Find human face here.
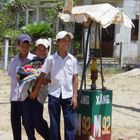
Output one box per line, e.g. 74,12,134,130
36,44,48,58
57,35,72,51
18,41,31,56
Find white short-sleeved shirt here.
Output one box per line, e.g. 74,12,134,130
8,52,36,101
41,52,79,99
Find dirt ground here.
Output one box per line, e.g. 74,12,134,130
0,68,140,140
102,69,140,140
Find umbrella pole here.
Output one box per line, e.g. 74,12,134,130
82,24,86,90
98,24,105,89
79,22,92,91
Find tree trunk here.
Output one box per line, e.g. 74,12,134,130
15,11,20,29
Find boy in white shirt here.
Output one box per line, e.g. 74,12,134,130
8,34,35,140
30,31,79,140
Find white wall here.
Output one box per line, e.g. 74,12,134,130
114,0,139,64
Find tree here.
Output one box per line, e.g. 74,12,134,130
4,0,38,29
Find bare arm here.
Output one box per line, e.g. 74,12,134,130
30,72,45,100
71,74,78,110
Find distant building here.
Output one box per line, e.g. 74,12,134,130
75,0,140,65
26,0,57,23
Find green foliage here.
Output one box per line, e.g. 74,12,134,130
2,0,38,30
3,29,21,39
21,22,54,40
41,0,79,23
43,8,58,21
55,0,65,12
55,0,78,12
3,29,22,55
0,4,11,38
73,0,78,5
4,0,36,11
73,41,80,48
5,0,26,12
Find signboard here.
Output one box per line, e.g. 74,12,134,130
75,89,112,140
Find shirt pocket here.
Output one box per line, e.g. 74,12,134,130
65,61,73,75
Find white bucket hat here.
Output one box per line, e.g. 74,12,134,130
35,39,50,48
55,31,74,41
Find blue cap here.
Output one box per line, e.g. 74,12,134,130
18,34,32,44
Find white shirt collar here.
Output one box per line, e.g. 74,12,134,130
27,52,36,60
17,52,36,61
54,51,72,60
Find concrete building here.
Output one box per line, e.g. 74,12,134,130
25,0,57,24
76,0,140,66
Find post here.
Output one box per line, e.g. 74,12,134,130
36,6,39,22
47,38,52,56
119,42,123,68
4,36,10,70
25,8,29,26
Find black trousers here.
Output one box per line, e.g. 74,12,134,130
11,101,23,140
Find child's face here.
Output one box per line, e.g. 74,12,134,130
18,41,31,55
36,44,48,58
57,35,72,51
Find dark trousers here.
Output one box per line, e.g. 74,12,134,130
22,97,49,140
11,101,23,140
48,95,76,140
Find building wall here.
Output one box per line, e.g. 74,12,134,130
114,0,139,64
80,0,140,64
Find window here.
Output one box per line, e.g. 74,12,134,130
131,19,139,41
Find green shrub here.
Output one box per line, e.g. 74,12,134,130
21,22,54,41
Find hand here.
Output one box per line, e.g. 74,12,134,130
16,75,20,81
71,95,78,110
42,79,51,85
29,91,38,100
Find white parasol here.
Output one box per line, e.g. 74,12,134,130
59,3,134,28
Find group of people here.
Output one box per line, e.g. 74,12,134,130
8,31,80,140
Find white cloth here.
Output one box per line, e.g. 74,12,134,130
41,52,79,99
17,78,48,104
8,52,36,101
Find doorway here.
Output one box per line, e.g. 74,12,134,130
101,24,115,57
